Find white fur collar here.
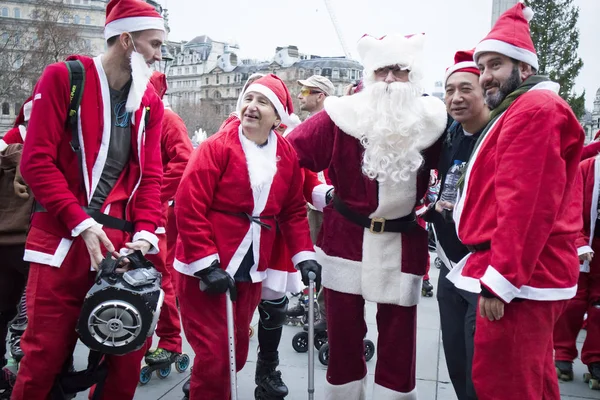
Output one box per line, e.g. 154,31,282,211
324,93,447,150
239,127,278,190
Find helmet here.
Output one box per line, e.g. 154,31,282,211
76,251,164,355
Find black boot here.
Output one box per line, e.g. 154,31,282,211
182,377,190,399
255,353,288,398
555,360,573,381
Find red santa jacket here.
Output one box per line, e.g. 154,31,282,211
20,55,164,267
450,83,583,302
288,95,447,306
174,118,315,280
575,155,600,273
582,140,600,161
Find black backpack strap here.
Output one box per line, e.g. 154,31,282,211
64,60,86,187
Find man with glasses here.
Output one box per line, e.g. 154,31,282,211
297,75,334,116
288,33,447,399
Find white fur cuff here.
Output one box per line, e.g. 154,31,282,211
372,383,417,400
325,374,368,400
133,230,160,254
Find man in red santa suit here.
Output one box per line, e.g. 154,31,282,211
288,33,448,399
11,0,166,398
553,155,600,384
174,74,319,400
143,71,192,367
446,3,584,399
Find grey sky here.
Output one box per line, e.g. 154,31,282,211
161,0,599,109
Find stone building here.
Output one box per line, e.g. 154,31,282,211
583,87,600,141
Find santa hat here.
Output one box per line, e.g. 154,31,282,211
594,130,600,141
104,0,165,41
148,71,167,99
240,74,300,134
474,1,538,70
12,97,33,128
444,49,479,85
357,33,425,83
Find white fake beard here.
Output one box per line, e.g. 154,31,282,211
126,51,153,112
357,80,426,185
242,135,278,191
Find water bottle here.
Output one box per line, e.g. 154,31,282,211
439,160,463,205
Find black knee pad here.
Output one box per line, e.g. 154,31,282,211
258,297,289,329
592,301,600,308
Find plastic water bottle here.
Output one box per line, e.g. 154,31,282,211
439,160,463,205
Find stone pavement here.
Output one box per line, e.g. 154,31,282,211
61,254,598,399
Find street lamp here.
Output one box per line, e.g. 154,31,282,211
158,44,174,75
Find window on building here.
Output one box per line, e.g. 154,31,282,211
214,91,221,99
332,68,339,79
226,88,230,96
227,76,230,84
74,15,80,24
83,0,89,4
1,33,8,44
63,15,69,23
351,69,356,80
14,8,20,18
322,68,332,77
85,16,91,24
14,102,20,115
1,102,9,115
216,74,220,84
314,68,321,76
1,8,8,17
204,90,208,98
205,77,209,85
236,88,241,96
74,0,81,4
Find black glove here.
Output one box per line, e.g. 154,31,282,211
297,260,322,291
194,261,237,301
325,188,335,205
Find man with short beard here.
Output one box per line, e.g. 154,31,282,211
446,3,584,400
287,33,447,399
12,0,165,398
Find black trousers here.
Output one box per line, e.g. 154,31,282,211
0,244,28,367
437,264,478,400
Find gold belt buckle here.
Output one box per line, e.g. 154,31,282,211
370,217,386,233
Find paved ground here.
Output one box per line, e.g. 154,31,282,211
28,254,600,399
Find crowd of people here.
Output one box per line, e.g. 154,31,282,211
0,0,598,399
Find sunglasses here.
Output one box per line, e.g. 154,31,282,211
374,65,410,78
300,89,324,96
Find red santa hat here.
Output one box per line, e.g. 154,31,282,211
474,1,538,70
241,74,301,134
12,97,33,128
357,33,425,83
104,0,165,41
444,49,479,85
594,130,600,141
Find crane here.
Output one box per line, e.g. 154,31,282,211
322,0,353,59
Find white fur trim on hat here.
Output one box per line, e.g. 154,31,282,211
357,33,425,81
23,100,33,122
474,39,538,70
104,16,165,40
241,83,293,128
444,61,478,85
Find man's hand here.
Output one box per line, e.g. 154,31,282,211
14,169,29,200
194,261,237,300
479,296,505,321
125,239,152,256
297,260,322,291
81,224,118,270
579,252,594,262
435,200,454,213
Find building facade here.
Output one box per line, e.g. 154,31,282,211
583,87,600,141
165,35,363,132
491,0,519,26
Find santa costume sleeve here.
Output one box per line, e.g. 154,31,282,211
20,63,91,233
129,97,164,247
287,111,336,173
277,154,316,266
576,158,594,254
160,110,193,204
479,98,582,303
302,168,332,212
174,140,221,274
581,141,600,161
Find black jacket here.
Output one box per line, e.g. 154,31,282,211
422,120,482,264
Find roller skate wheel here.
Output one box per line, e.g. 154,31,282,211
364,339,375,362
584,372,592,383
292,332,309,353
590,378,600,390
318,343,330,366
139,365,151,385
249,325,255,338
175,354,190,373
156,364,171,379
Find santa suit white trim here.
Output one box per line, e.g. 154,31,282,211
18,125,26,141
325,374,368,400
580,154,600,273
311,183,332,212
0,140,7,152
23,238,73,267
372,384,418,400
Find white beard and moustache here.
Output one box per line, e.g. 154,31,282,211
125,50,153,112
357,80,426,185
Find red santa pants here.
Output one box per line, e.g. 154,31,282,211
473,299,566,400
165,205,177,291
324,288,417,393
554,265,600,365
11,239,148,400
146,231,182,354
176,273,262,400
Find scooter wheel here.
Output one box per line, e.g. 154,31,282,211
364,339,375,362
156,364,171,379
139,365,151,385
318,343,330,366
292,332,309,353
175,354,190,373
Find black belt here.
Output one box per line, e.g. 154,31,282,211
332,195,417,234
212,209,274,230
34,202,134,233
466,242,491,253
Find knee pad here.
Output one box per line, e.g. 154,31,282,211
258,297,289,330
